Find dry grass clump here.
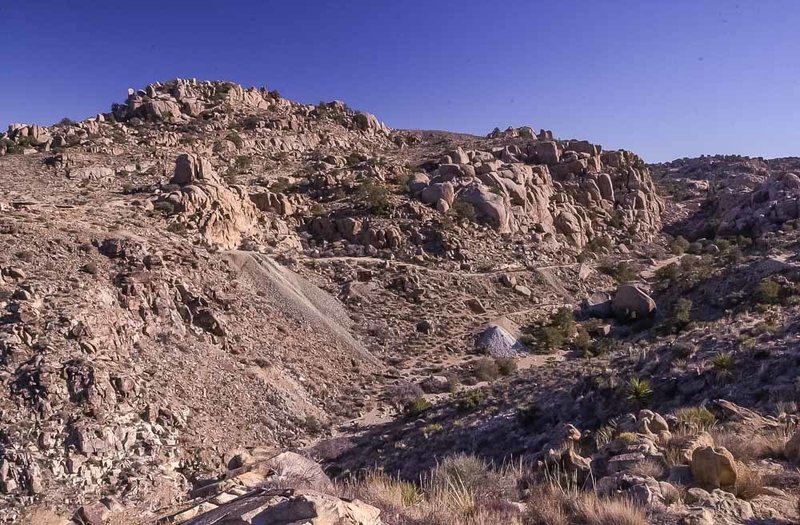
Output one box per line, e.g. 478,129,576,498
345,454,647,525
627,457,667,479
525,485,647,525
342,454,522,524
713,428,787,461
733,461,767,500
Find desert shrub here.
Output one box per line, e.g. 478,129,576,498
404,397,432,417
302,415,324,435
733,461,766,500
153,201,175,215
357,179,390,215
495,357,518,376
234,154,252,171
588,338,622,357
451,200,477,222
388,382,425,409
627,457,667,479
517,403,539,427
600,261,637,283
226,131,244,149
713,428,787,462
533,326,565,354
586,236,613,253
617,432,640,446
671,342,696,359
595,420,618,448
758,279,781,304
574,326,592,355
472,358,500,382
527,308,578,354
655,262,681,282
625,378,652,406
687,241,703,255
574,493,648,525
166,221,186,234
669,298,693,330
242,115,261,130
422,423,444,438
455,389,486,412
552,307,577,338
670,235,690,255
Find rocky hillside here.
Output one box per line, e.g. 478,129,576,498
2,81,799,525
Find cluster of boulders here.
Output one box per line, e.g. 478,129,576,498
584,284,657,321
408,142,663,248
715,171,800,235
546,406,798,525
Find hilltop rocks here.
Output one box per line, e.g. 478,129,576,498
612,285,656,320
406,139,663,248
353,112,389,135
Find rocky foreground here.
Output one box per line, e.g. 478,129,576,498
1,80,800,524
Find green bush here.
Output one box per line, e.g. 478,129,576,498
670,236,690,255
495,357,518,376
455,389,486,412
552,307,577,338
357,179,390,215
758,279,781,304
710,352,734,373
600,261,637,283
472,358,500,381
450,200,477,222
404,397,432,417
670,298,693,330
533,325,564,354
655,262,680,282
574,326,592,355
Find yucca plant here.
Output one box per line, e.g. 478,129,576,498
710,352,735,381
625,377,653,405
675,406,717,431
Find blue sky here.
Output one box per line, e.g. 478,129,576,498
1,1,798,162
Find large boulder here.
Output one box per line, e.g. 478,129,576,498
407,172,430,193
171,153,220,186
532,141,561,164
611,285,656,320
420,182,454,206
459,186,511,233
597,173,615,202
690,446,737,490
256,491,382,525
475,319,523,357
266,452,334,493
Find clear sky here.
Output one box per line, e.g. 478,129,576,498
1,1,798,162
